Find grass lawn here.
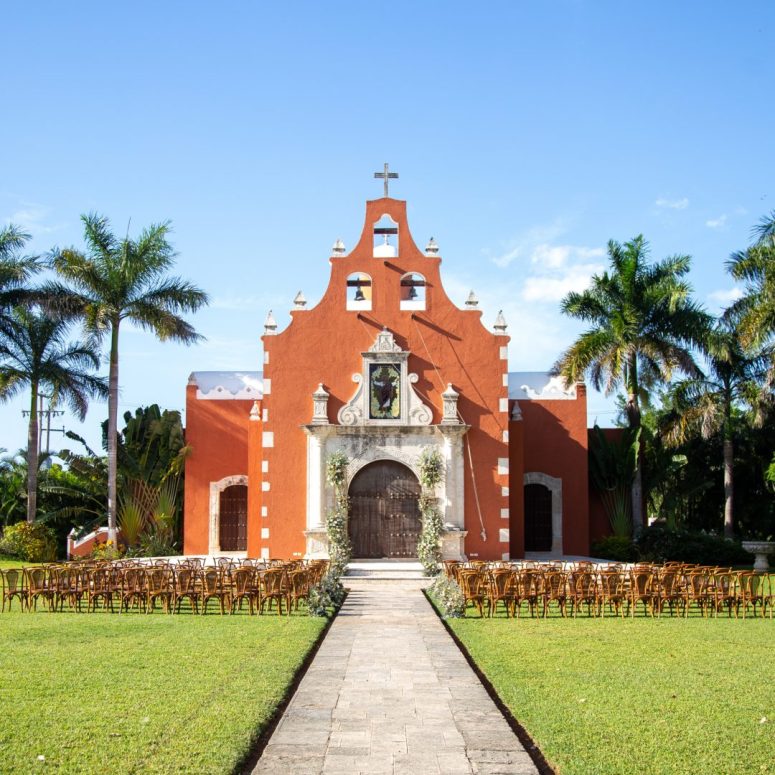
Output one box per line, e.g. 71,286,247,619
442,606,774,775
0,605,327,774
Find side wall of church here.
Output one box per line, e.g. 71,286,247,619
261,197,510,561
183,384,253,554
517,388,590,556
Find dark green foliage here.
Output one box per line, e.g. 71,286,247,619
589,425,640,536
636,525,752,565
590,535,639,562
0,521,57,562
108,404,189,489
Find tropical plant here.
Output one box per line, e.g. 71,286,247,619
43,432,108,531
588,424,640,537
661,321,772,537
554,235,708,530
112,404,190,488
0,224,38,324
0,449,28,526
48,214,209,543
0,307,107,522
726,211,775,348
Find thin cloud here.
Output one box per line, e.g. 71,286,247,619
655,197,689,210
4,201,65,235
489,220,567,268
707,287,743,305
706,214,728,229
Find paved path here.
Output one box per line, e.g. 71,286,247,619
253,580,538,775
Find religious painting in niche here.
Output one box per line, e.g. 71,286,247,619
369,363,401,419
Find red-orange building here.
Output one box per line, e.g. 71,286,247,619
183,194,592,560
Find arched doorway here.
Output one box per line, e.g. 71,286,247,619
348,460,421,558
219,484,247,551
524,483,552,551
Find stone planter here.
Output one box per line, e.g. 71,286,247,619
741,541,775,572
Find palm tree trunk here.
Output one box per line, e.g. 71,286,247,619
723,436,734,539
627,358,644,532
26,380,39,523
107,323,119,544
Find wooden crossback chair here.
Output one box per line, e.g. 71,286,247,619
0,568,26,611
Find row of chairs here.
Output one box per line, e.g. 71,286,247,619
443,561,775,618
0,559,328,616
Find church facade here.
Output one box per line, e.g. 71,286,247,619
183,193,592,561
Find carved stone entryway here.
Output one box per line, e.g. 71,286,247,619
348,460,421,558
302,328,469,561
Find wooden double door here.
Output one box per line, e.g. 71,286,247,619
348,460,422,558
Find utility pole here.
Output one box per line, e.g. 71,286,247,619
22,392,66,457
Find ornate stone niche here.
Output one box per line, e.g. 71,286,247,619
337,328,432,427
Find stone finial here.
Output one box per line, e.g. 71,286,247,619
465,290,479,309
441,383,460,425
250,401,261,421
493,310,508,334
332,238,346,255
511,401,523,421
293,291,307,309
425,237,439,256
311,384,330,425
264,310,278,335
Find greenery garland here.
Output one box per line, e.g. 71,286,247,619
417,447,445,576
325,451,351,579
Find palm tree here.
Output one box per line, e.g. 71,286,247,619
0,307,108,522
0,224,39,323
661,322,772,538
49,214,209,543
726,211,775,349
553,235,709,530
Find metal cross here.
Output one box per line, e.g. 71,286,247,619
374,163,398,197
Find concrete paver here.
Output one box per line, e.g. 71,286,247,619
253,580,538,775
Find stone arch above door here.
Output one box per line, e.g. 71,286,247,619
209,475,248,555
523,472,562,554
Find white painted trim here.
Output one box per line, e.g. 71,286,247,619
262,432,274,447
524,471,563,554
208,475,248,555
499,528,510,543
497,458,509,475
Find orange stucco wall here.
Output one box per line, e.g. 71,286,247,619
260,197,511,560
182,382,255,554
515,386,590,557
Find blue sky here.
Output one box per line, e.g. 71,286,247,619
2,2,773,453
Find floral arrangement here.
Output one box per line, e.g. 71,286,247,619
429,574,465,618
324,451,352,580
417,447,445,576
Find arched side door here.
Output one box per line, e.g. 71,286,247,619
219,484,247,551
524,483,552,552
348,460,421,558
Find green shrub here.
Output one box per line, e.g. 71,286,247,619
0,521,58,562
591,535,639,562
636,525,752,565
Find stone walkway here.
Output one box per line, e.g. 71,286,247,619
253,580,538,775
